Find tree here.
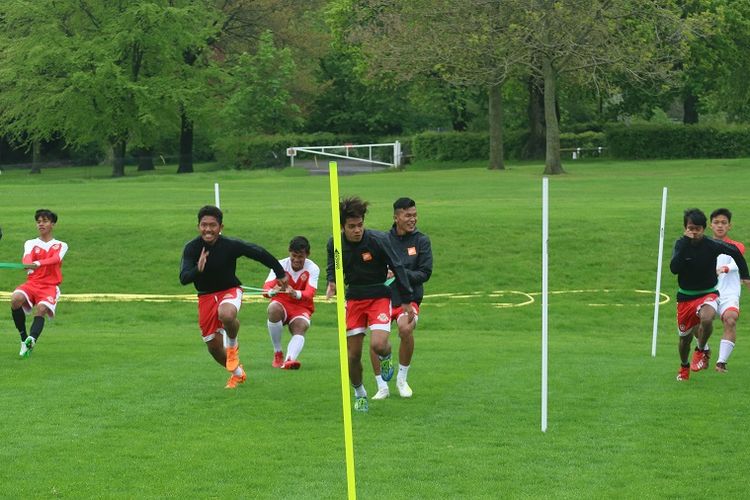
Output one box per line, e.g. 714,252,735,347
0,0,223,176
339,0,526,170
511,0,686,174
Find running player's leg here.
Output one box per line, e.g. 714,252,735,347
717,308,739,371
218,289,243,372
10,291,29,351
396,311,417,397
692,303,716,370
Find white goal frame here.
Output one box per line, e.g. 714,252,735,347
287,141,402,168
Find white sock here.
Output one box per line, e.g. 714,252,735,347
267,320,283,351
718,339,735,364
353,384,367,397
397,364,410,382
286,334,305,361
226,336,238,348
232,366,244,376
375,374,388,390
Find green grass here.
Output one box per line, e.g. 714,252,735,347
1,158,750,498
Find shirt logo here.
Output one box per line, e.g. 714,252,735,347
407,246,417,256
300,273,308,281
361,252,372,262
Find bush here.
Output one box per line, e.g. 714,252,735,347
606,124,750,159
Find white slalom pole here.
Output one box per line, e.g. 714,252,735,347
214,183,220,208
541,177,549,432
651,187,668,357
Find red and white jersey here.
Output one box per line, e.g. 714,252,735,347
22,238,68,287
717,237,745,298
264,257,320,312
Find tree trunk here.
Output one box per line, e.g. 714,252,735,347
177,111,194,174
683,91,699,124
30,140,42,174
524,77,546,160
112,139,126,177
542,57,564,175
488,83,504,170
136,147,155,171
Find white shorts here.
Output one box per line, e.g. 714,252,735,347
717,294,740,318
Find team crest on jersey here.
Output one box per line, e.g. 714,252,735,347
378,313,389,322
407,246,417,256
361,252,372,262
300,274,308,281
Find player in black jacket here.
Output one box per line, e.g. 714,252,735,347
670,208,750,381
181,205,287,389
326,196,413,412
370,197,432,400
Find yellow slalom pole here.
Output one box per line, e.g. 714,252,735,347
328,161,357,500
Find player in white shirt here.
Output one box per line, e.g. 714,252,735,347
263,236,320,370
709,208,745,372
11,209,68,358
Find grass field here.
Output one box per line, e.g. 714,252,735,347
2,158,750,498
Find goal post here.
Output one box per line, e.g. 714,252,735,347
287,141,402,169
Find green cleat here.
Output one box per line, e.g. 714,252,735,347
353,396,369,412
21,337,35,358
379,354,394,382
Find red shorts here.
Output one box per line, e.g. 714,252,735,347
197,287,242,341
677,294,718,335
345,297,391,336
14,282,60,317
391,302,419,322
270,299,312,325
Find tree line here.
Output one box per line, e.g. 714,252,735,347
0,0,748,176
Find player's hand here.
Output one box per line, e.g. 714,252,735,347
276,276,289,291
683,229,695,239
402,302,415,324
24,262,40,270
386,269,394,279
326,282,336,299
197,248,209,272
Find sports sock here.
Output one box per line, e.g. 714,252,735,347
353,384,367,398
225,336,238,348
718,339,735,364
29,316,45,340
397,364,410,382
232,365,244,376
375,375,388,390
286,334,305,361
12,307,27,341
267,320,283,352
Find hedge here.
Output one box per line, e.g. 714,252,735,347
606,124,750,159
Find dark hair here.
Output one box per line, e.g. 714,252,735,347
710,208,732,222
339,196,369,226
35,209,58,223
198,205,223,224
393,197,416,211
289,235,311,254
683,208,707,228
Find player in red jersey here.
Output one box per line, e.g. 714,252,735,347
709,208,745,372
11,209,69,358
263,236,320,370
180,205,287,389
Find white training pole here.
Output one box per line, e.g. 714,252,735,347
651,187,668,357
541,177,549,433
214,183,220,208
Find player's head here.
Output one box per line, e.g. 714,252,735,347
340,196,368,243
393,197,417,235
35,209,57,224
683,208,707,229
710,208,732,239
197,205,223,245
35,209,57,239
288,236,310,271
683,208,707,242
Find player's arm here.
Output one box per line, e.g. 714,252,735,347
713,239,750,281
669,237,690,275
377,234,413,304
325,237,336,298
295,262,320,301
237,240,286,284
408,235,433,285
179,242,201,285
